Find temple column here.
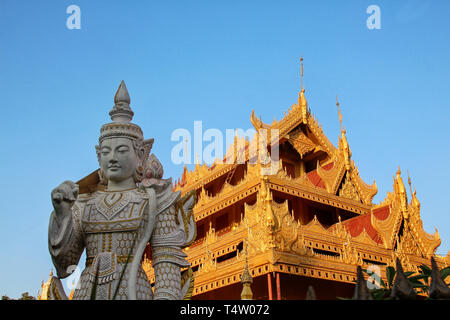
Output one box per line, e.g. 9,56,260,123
267,273,273,300
299,161,306,177
276,272,281,300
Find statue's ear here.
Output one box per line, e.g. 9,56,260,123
95,145,101,164
142,138,154,161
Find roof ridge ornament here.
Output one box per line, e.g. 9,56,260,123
407,170,421,210
298,56,308,124
300,56,304,91
336,95,343,133
395,166,408,217
340,125,352,172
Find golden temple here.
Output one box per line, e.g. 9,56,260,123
142,63,449,300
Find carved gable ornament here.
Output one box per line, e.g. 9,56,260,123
288,128,316,159
338,174,361,203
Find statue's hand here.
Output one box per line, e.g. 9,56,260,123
51,180,79,216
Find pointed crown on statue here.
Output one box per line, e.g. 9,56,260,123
99,80,151,145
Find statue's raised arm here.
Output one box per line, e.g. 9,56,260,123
48,180,84,279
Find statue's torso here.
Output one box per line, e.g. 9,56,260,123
82,188,148,259
73,188,153,300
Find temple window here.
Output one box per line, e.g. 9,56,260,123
215,212,229,232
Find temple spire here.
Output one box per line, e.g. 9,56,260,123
300,56,304,91
341,125,352,171
407,170,421,210
195,153,200,169
407,170,414,196
395,166,408,216
336,95,343,133
298,57,308,124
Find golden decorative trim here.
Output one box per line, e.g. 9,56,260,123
268,178,370,215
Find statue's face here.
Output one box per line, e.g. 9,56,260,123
99,137,138,183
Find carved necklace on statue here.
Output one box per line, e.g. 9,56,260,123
95,190,132,220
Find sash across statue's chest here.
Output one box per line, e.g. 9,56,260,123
81,190,149,234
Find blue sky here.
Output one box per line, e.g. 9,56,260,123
0,1,449,298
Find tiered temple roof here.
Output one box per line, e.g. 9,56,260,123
161,72,448,299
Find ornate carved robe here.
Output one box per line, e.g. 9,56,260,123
48,182,193,300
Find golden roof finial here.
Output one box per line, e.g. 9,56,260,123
340,125,352,171
300,56,304,91
195,153,200,168
407,169,413,195
407,170,421,210
336,95,343,133
38,270,54,300
395,166,408,216
298,56,308,123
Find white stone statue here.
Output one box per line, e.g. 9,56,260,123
48,81,196,300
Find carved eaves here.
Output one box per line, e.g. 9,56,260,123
349,168,378,205
316,157,346,195
406,199,441,258
371,193,402,250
